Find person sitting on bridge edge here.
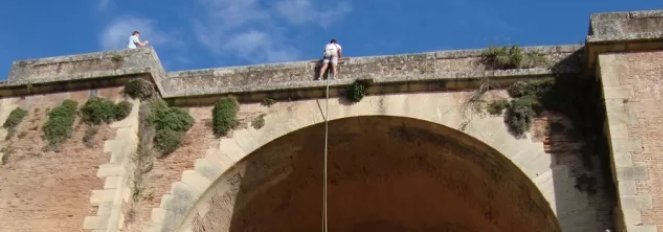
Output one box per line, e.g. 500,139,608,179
317,39,343,80
128,31,149,49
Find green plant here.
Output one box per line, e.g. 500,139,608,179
483,46,516,69
17,131,27,139
80,97,132,125
346,80,370,103
487,100,509,115
150,101,194,132
124,79,155,100
147,100,194,155
114,101,133,121
251,114,266,129
3,108,28,129
82,126,99,148
80,97,116,124
1,144,13,164
261,97,276,107
521,51,548,68
111,55,123,63
213,96,239,136
505,97,538,136
154,128,184,154
43,100,78,147
507,80,554,98
482,46,548,70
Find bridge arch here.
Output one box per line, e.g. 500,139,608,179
178,116,560,231
149,93,576,231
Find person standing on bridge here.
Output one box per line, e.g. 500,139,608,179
128,31,149,49
317,39,343,80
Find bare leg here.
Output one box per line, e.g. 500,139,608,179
331,64,337,79
319,62,329,80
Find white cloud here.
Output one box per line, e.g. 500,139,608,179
275,0,352,27
194,0,351,64
223,30,300,62
99,17,176,50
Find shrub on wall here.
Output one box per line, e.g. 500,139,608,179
124,79,155,100
114,101,133,121
505,97,538,136
213,96,239,136
3,108,28,129
507,80,554,99
346,80,370,103
154,128,184,155
43,100,78,147
149,100,194,154
482,46,548,70
502,79,554,137
487,100,509,115
80,97,134,125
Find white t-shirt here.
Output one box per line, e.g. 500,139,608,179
324,43,342,57
128,35,140,49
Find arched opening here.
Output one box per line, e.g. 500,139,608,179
184,116,560,232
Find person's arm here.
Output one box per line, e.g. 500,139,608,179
133,37,149,47
337,45,343,59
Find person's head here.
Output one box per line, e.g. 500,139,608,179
132,31,141,36
330,39,337,44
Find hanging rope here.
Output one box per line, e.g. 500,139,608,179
322,73,332,232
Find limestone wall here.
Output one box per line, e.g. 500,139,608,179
599,51,663,232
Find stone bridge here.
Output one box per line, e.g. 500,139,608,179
0,9,663,232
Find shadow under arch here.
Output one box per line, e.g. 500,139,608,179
180,116,561,232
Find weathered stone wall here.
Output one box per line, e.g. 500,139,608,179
162,45,582,99
0,48,164,98
599,51,663,232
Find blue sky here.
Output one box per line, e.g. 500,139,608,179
1,1,662,78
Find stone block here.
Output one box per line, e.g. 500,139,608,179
627,225,658,232
606,123,630,139
621,208,643,226
181,170,212,194
604,99,631,124
612,151,633,168
604,86,634,99
617,166,649,181
611,138,644,153
89,189,117,205
97,164,125,177
194,159,223,181
103,176,122,189
83,216,105,230
618,181,637,196
622,195,653,210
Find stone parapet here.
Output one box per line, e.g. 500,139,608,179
0,45,583,101
586,10,663,71
0,48,165,97
161,45,582,99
